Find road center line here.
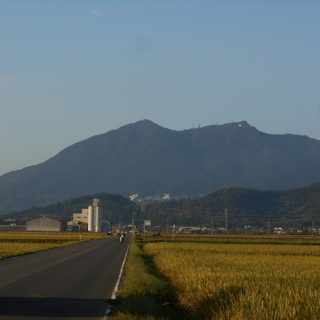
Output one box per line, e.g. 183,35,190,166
53,246,100,265
0,245,101,289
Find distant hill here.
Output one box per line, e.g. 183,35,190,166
146,183,320,228
6,193,139,228
1,119,320,214
7,184,320,229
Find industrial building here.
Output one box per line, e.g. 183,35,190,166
67,198,102,232
26,217,62,232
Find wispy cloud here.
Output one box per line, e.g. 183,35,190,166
0,76,19,83
90,8,105,17
42,77,51,83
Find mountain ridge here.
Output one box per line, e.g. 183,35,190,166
0,119,320,214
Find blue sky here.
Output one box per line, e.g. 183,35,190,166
1,0,320,175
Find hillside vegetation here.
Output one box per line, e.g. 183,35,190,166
5,183,320,229
148,183,320,228
6,193,139,228
150,184,320,227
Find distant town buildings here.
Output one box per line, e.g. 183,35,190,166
67,198,102,232
129,193,192,204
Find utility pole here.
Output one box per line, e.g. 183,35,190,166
225,208,228,233
78,221,82,241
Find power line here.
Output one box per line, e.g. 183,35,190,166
140,204,320,227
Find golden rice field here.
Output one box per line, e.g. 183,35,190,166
0,232,106,259
143,237,320,320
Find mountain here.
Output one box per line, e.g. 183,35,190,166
1,119,320,214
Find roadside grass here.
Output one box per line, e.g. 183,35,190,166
0,232,107,259
116,240,187,320
118,234,320,320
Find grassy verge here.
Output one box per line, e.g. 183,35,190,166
116,238,187,320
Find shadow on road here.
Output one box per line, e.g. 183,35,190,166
0,296,107,318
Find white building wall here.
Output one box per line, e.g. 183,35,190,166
69,199,102,233
73,209,88,224
88,205,94,232
27,217,62,232
93,206,102,232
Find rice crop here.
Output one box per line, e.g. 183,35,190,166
143,238,320,320
0,232,106,259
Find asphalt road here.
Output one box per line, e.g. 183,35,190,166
0,235,130,320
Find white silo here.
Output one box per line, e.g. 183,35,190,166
88,205,94,232
88,199,102,232
94,205,102,232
